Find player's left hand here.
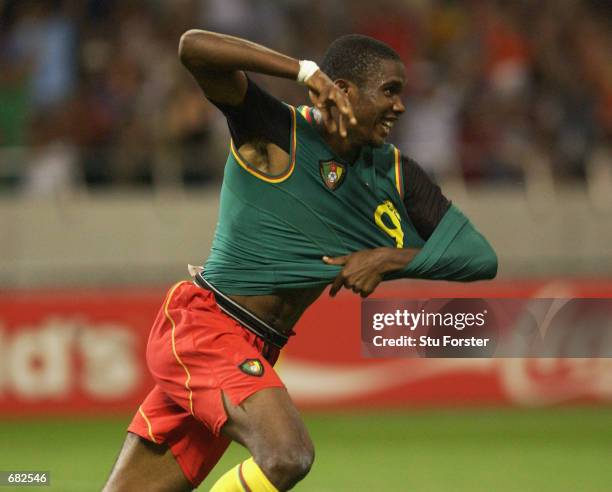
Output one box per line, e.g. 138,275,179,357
323,248,416,297
323,247,419,298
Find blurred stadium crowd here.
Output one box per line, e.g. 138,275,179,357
0,0,610,194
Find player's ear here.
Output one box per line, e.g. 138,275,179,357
335,79,352,95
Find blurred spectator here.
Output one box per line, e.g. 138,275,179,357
198,0,259,40
396,62,462,178
7,0,76,110
0,32,30,150
21,110,79,196
353,0,419,72
163,78,220,184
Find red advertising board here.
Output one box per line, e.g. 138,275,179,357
0,289,159,415
1,279,611,415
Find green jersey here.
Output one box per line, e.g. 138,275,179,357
204,105,497,294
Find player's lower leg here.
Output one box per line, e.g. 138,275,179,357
209,457,278,492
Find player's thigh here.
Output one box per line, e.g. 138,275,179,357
221,386,314,460
103,432,192,492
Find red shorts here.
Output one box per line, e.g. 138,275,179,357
128,281,285,486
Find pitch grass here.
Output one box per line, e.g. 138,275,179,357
0,408,611,491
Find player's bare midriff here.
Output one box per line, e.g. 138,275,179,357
227,286,326,334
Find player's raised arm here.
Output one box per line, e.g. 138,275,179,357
178,30,356,135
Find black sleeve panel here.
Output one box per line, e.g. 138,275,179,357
208,77,292,153
401,156,452,240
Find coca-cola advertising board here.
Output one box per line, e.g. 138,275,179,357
1,279,611,415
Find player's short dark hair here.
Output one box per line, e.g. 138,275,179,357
320,34,401,88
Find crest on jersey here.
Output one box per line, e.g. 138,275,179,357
238,359,264,377
319,160,346,191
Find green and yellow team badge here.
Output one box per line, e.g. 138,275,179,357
319,160,346,190
239,359,264,377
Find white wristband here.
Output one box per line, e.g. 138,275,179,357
297,60,319,85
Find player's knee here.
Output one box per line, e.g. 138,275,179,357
259,442,314,487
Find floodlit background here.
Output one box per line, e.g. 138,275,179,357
0,0,611,491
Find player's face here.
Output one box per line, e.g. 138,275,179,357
349,60,406,147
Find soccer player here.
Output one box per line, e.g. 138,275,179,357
103,31,497,492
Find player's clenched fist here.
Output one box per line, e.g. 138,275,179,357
306,70,357,138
